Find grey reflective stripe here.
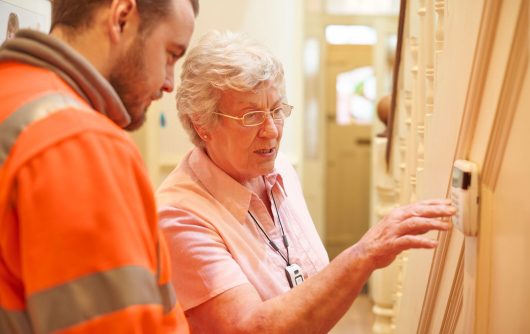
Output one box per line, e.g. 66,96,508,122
0,93,86,165
154,241,176,313
27,265,176,333
0,308,32,334
159,282,177,314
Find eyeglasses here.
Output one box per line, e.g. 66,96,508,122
213,104,293,127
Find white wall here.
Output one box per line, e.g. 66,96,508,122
0,0,51,40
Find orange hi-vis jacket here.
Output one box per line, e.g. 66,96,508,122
0,31,188,333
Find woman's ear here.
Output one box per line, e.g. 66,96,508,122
108,0,138,44
193,124,210,141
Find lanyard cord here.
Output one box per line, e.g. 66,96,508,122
248,189,290,266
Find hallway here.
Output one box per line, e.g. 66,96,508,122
331,294,374,334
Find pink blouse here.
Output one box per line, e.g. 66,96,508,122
157,147,329,311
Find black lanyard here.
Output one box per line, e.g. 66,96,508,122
247,189,290,266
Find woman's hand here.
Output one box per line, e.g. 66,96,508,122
355,199,455,271
183,199,456,334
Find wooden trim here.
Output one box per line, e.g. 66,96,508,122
385,0,407,168
482,0,529,190
454,0,503,158
475,3,528,331
417,0,502,332
416,229,452,333
475,186,494,333
440,244,464,334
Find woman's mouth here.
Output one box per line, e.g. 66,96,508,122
254,148,275,154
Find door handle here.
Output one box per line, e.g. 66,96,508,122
356,138,371,146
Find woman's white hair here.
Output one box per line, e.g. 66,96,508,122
176,30,286,147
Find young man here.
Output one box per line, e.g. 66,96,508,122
0,0,198,332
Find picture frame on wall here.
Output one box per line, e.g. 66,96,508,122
0,0,51,42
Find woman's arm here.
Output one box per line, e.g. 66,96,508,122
185,199,455,333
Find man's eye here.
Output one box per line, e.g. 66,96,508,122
168,52,179,64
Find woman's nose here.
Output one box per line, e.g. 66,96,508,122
258,115,279,138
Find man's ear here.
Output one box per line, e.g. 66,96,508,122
108,0,138,43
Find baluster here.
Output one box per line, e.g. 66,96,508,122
401,91,413,204
425,68,435,144
415,0,427,197
424,0,435,73
409,36,419,203
373,180,397,334
434,0,446,54
391,253,409,330
423,1,436,172
399,136,408,205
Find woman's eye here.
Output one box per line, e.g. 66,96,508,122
246,112,261,120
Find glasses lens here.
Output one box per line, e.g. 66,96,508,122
241,106,292,126
271,107,284,120
273,105,292,120
243,111,265,126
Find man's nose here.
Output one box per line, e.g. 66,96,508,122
162,70,175,93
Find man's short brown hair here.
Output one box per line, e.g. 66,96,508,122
51,0,199,33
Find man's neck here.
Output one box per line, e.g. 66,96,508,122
50,27,113,79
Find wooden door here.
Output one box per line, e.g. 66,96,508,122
325,44,373,259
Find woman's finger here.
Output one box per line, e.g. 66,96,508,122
396,217,451,236
392,203,456,221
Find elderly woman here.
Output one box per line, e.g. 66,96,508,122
157,30,455,333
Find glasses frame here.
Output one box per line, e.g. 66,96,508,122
213,103,294,127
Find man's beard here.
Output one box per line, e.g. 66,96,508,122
108,37,150,131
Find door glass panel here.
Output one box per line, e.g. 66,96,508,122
336,66,376,125
325,25,376,45
326,0,399,15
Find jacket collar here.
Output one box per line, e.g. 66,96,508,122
0,29,131,128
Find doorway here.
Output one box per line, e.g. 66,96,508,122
325,41,374,259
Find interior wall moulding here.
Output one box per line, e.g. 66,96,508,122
474,5,528,330
474,186,494,333
454,0,502,158
442,3,528,333
482,0,529,191
417,0,502,332
439,244,464,334
416,230,451,334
